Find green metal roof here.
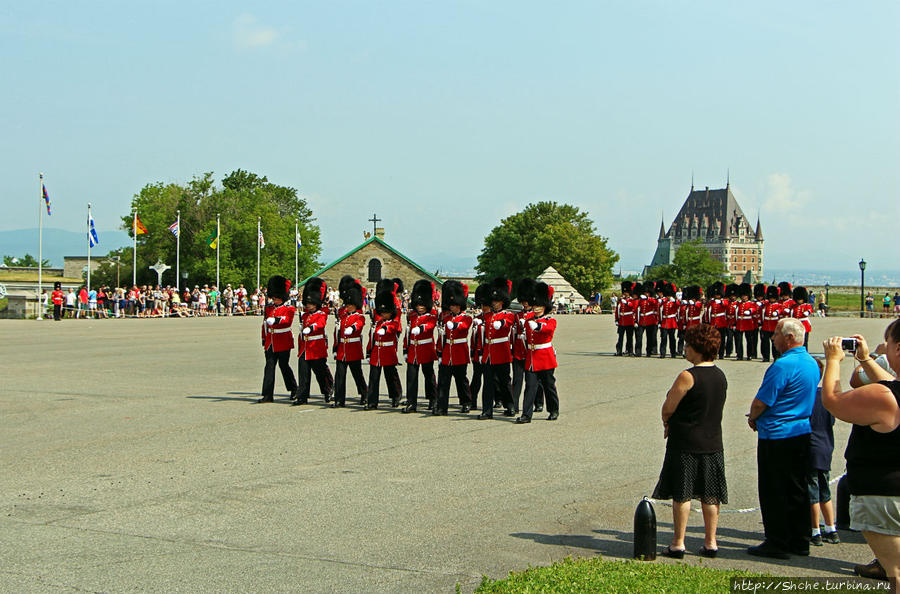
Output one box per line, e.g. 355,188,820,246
300,236,444,287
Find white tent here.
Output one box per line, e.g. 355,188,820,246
535,266,588,308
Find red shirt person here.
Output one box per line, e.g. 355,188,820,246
258,276,298,403
332,280,368,407
516,281,560,423
403,280,439,413
293,277,334,405
364,286,403,409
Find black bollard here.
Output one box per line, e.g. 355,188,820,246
836,474,853,531
633,496,657,560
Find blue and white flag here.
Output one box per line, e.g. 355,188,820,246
168,220,179,237
258,228,266,249
296,229,302,248
89,214,100,247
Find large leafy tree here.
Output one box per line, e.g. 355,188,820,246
90,170,321,289
476,202,618,298
643,239,728,288
2,254,50,267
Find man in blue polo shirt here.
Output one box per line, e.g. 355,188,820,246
746,317,819,559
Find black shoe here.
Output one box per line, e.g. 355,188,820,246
329,402,338,408
547,412,559,420
402,404,417,414
534,405,543,412
337,402,346,408
747,542,789,560
477,412,493,420
661,545,685,559
503,408,515,417
363,404,378,410
391,398,400,407
515,416,531,424
433,409,448,416
460,405,470,414
255,397,274,403
324,391,332,403
289,390,298,401
810,534,823,546
615,352,623,357
291,399,306,406
822,531,840,544
698,546,718,558
659,355,666,359
670,354,677,359
493,402,502,409
854,559,887,581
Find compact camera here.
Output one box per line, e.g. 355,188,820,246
841,338,857,352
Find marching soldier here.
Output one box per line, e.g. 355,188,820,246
723,283,738,358
516,282,559,424
614,281,636,356
294,277,334,405
332,280,367,407
658,281,679,358
51,281,65,321
734,283,759,361
759,285,782,362
258,275,298,403
512,279,543,411
675,286,689,356
775,281,794,360
365,285,403,410
705,282,729,359
635,282,659,357
435,280,472,415
752,283,767,360
791,286,813,348
403,280,438,413
480,278,517,419
469,284,490,412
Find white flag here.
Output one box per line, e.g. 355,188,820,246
258,228,266,249
296,230,302,248
89,215,100,247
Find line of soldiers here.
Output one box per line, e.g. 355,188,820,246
258,274,560,423
614,280,814,361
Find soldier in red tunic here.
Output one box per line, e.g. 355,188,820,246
435,280,472,416
479,277,517,419
365,286,403,410
293,277,334,406
774,281,794,360
468,284,490,412
791,286,813,349
332,281,367,408
635,282,659,357
734,283,760,361
751,283,767,360
705,282,729,359
258,275,298,403
658,281,679,358
516,282,559,423
511,278,544,410
615,281,636,356
403,280,438,414
760,285,782,362
51,281,65,321
723,283,738,358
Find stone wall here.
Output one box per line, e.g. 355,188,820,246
318,242,440,294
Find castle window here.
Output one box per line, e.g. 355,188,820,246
367,258,382,282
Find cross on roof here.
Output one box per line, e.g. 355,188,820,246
369,213,381,235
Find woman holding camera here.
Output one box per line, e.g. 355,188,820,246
822,320,900,582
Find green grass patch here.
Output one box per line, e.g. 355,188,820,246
0,297,6,312
0,270,81,283
474,556,770,593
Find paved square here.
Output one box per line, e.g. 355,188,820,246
0,315,891,591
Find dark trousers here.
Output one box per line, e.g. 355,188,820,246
437,364,471,412
366,365,402,407
760,330,775,361
470,361,484,407
511,358,542,412
735,330,748,359
723,327,734,357
676,329,685,356
483,362,515,412
53,304,62,320
522,368,559,419
659,327,676,357
757,434,811,554
616,325,634,355
333,360,367,405
716,327,728,359
405,361,436,409
748,329,759,359
261,349,297,398
297,357,334,402
635,324,657,356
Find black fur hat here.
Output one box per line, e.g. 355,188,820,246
338,275,356,301
345,281,363,310
754,283,767,300
766,285,780,300
725,283,738,299
473,283,491,307
54,281,62,290
302,277,326,307
392,277,404,295
662,281,676,298
738,282,753,298
375,288,397,317
533,282,554,310
376,278,395,295
489,277,512,309
267,275,290,302
443,280,467,308
620,280,635,295
684,285,700,301
411,279,434,310
793,285,809,303
708,282,724,298
517,278,536,305
778,281,793,299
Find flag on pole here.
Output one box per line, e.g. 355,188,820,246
168,220,179,237
258,228,266,249
206,229,218,249
134,215,148,235
296,229,302,248
42,184,51,215
89,214,100,247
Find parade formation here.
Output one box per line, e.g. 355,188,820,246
259,274,559,424
614,280,814,362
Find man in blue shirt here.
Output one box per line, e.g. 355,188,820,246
746,318,819,559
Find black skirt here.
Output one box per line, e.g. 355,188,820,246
652,448,728,505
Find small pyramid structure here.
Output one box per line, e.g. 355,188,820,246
535,266,588,307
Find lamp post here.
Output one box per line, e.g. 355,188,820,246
859,259,867,318
824,282,829,316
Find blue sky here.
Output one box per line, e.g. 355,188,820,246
2,1,897,274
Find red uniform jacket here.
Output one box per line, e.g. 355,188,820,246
51,290,65,305
676,301,688,331
615,298,635,327
336,310,366,361
470,312,485,362
754,300,767,327
735,301,760,331
686,301,704,328
298,309,329,360
370,317,401,367
406,310,438,365
726,300,737,329
482,310,514,365
262,303,296,352
441,313,472,366
636,297,659,326
525,314,557,371
781,299,797,315
792,302,813,333
706,299,729,329
658,298,679,330
761,301,783,332
512,310,533,360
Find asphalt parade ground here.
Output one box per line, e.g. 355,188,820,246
0,314,893,592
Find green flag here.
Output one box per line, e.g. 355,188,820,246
206,229,218,249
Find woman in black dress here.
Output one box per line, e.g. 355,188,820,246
653,323,728,558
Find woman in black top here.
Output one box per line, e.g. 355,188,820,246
823,319,900,582
653,323,728,559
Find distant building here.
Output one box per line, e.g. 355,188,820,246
63,256,101,279
647,182,764,282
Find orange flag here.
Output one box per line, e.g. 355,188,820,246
134,214,148,235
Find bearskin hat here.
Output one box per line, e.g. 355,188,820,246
620,280,635,295
778,281,793,299
54,281,62,290
411,279,434,310
338,274,356,301
533,282,554,310
708,282,724,298
738,282,753,298
754,283,767,300
766,285,780,300
725,283,738,299
489,277,512,309
517,278,536,305
443,280,467,308
344,281,363,310
684,285,700,301
793,285,809,303
473,283,491,308
302,277,326,307
375,288,397,317
376,278,395,295
392,278,404,295
267,275,290,302
662,281,676,298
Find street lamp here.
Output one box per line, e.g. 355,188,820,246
824,282,829,316
859,259,867,318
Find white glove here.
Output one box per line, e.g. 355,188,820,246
446,321,454,330
302,327,311,335
343,327,353,336
411,326,421,336
377,328,386,336
518,318,525,327
474,318,483,326
492,320,502,330
265,317,276,326
528,320,538,330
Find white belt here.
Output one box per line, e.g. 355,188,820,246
488,337,508,344
712,312,724,317
341,337,361,343
663,314,676,319
269,327,291,334
304,334,324,340
450,338,467,344
738,315,754,320
375,341,394,347
529,343,552,350
410,338,433,345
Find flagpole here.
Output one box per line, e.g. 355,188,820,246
294,219,298,289
216,213,220,290
256,217,261,292
87,203,92,294
37,173,44,320
132,211,137,288
175,209,180,293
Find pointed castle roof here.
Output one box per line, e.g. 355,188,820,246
665,185,757,241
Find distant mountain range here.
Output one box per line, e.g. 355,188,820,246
0,228,131,267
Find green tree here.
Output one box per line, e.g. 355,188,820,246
475,202,619,299
3,254,51,267
643,239,728,288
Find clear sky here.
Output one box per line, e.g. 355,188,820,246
2,1,898,274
